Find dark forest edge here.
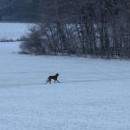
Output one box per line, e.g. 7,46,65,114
1,0,130,59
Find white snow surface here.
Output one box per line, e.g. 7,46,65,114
0,23,130,130
0,43,130,130
0,23,31,40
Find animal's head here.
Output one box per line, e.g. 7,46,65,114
56,73,59,77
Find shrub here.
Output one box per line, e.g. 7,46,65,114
20,26,45,55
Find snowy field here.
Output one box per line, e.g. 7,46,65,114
0,22,31,40
0,23,130,130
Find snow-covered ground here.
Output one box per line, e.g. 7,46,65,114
0,23,130,130
0,22,31,40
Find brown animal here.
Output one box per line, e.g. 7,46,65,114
45,73,60,84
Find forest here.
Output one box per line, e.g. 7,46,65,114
1,0,130,58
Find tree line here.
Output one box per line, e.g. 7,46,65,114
0,0,130,58
0,0,40,21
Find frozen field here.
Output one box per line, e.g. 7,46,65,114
0,23,130,130
0,22,31,40
0,42,130,130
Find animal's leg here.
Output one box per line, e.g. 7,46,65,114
45,80,49,84
56,80,60,83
